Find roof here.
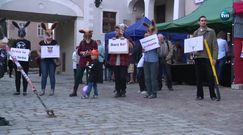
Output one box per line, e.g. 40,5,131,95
157,0,238,33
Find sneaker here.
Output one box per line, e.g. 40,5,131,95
13,92,20,95
144,95,149,98
114,93,121,98
141,91,147,95
39,91,45,96
23,92,27,96
49,90,54,96
69,93,77,97
81,95,89,99
148,94,157,99
120,94,126,97
196,97,204,100
92,95,98,99
211,97,217,101
168,88,174,91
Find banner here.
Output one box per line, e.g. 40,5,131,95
10,48,30,62
139,34,160,52
108,39,129,54
41,45,60,58
184,36,203,53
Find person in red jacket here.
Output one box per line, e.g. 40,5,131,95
109,24,133,97
69,29,97,97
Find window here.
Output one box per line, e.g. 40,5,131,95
155,5,165,23
103,11,116,33
37,23,44,37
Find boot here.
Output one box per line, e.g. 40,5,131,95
69,89,77,97
49,89,54,96
39,90,45,96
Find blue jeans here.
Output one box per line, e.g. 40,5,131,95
86,82,98,97
144,61,159,96
216,56,226,81
41,59,56,90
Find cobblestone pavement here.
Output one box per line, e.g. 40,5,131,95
0,72,243,135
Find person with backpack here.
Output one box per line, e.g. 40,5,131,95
157,34,174,91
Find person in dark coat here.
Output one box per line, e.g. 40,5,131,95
11,21,31,96
83,49,101,98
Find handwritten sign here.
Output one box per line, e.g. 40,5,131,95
139,34,160,52
108,39,128,54
184,36,203,53
10,48,30,62
41,45,60,58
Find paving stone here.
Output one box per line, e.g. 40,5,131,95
0,73,240,134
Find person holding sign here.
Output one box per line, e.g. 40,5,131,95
142,20,159,99
38,22,59,96
193,16,218,100
109,24,132,98
11,21,31,96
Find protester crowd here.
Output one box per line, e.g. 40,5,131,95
0,15,230,101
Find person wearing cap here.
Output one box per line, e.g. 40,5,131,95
11,21,31,96
82,49,100,98
109,24,133,97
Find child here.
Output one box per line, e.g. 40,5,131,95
82,49,100,98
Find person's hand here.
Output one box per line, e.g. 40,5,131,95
212,59,216,65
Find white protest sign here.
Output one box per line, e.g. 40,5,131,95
108,39,129,54
10,48,30,62
139,34,160,52
41,45,60,58
184,36,204,53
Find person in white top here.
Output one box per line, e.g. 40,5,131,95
72,47,77,78
72,46,79,82
216,31,228,82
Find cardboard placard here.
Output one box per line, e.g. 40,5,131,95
10,48,30,62
184,36,203,53
108,39,129,54
139,34,160,52
41,45,60,58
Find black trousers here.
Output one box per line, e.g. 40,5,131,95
195,58,216,98
158,58,173,90
14,62,29,93
113,66,128,95
8,60,13,76
137,67,146,91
